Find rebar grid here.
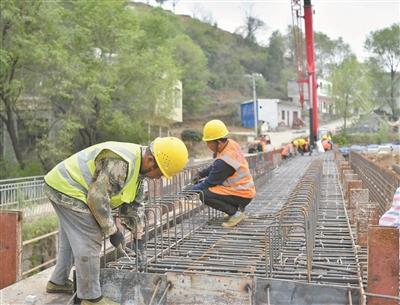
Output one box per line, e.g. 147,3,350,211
105,152,363,293
264,154,362,287
350,151,400,214
105,154,310,275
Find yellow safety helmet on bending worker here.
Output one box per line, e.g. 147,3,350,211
150,137,189,179
202,119,229,142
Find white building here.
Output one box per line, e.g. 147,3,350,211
287,79,335,115
240,98,302,130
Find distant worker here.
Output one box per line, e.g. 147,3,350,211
44,138,188,305
247,139,262,153
281,142,294,160
259,135,268,152
322,135,332,151
296,138,307,156
304,138,310,153
191,120,256,227
263,135,274,153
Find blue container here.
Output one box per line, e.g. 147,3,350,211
240,100,257,128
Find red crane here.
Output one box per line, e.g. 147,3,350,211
291,0,319,143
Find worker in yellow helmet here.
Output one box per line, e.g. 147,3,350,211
190,120,256,228
44,137,188,305
296,138,307,156
321,134,332,151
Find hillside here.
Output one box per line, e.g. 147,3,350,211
133,2,292,127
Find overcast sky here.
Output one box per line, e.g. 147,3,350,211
138,0,399,61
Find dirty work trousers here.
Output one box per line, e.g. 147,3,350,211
201,188,252,216
49,200,103,300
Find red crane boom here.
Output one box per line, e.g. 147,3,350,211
291,0,319,142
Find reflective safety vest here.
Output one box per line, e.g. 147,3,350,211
209,139,256,198
281,143,293,157
44,142,142,209
322,140,331,151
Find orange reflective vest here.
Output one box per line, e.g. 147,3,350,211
209,139,256,198
281,143,293,157
322,140,331,151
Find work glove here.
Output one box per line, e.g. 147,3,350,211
191,171,202,184
182,184,194,191
109,229,124,248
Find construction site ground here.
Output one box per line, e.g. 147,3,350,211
0,151,376,305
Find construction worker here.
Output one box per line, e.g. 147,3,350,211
296,138,307,156
281,142,294,160
44,138,188,305
322,135,332,151
191,120,256,227
259,134,274,153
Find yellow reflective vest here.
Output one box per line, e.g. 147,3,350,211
44,142,142,209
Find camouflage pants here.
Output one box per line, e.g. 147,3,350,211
119,202,146,240
45,187,103,300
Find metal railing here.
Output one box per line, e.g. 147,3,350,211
0,176,52,219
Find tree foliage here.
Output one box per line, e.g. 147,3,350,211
235,6,265,44
314,32,352,79
3,0,396,178
365,23,400,119
0,0,63,168
329,56,372,132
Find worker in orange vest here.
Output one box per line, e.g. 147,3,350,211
281,142,294,160
190,120,256,227
322,135,332,151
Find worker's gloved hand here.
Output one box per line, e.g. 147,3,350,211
109,230,124,248
182,184,194,192
191,171,201,184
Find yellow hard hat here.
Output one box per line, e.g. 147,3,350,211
202,119,229,141
151,137,189,179
322,135,328,140
293,140,299,147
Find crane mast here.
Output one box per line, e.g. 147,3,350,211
291,0,319,144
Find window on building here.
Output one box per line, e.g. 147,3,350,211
281,110,285,120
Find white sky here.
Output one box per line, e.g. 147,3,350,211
139,0,400,61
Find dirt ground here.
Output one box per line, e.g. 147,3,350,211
363,153,400,178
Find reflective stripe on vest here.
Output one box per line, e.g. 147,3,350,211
209,139,256,198
44,142,141,209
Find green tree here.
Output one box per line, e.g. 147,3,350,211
0,0,63,169
365,23,400,119
314,32,352,79
264,30,292,97
236,6,265,43
329,56,372,132
169,35,209,114
26,1,180,168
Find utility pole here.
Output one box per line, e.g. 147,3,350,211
252,74,258,137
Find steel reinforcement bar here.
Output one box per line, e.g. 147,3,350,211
350,151,400,214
